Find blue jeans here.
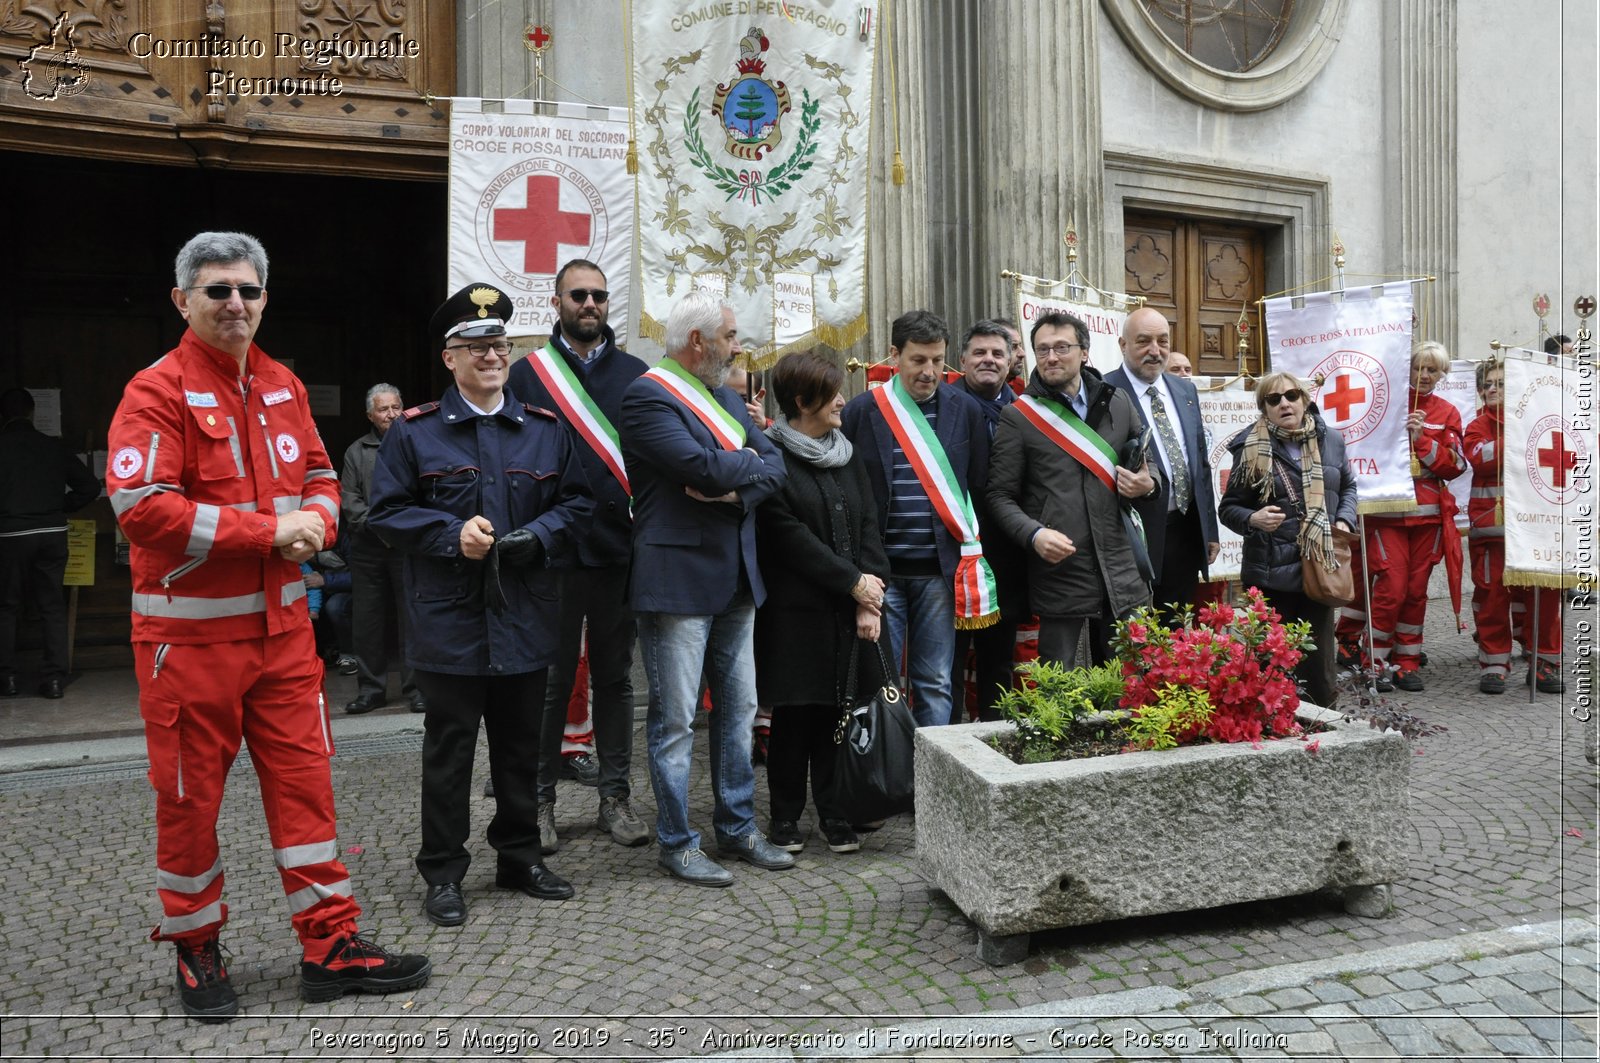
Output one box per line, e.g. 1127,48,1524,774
637,597,759,853
883,574,955,728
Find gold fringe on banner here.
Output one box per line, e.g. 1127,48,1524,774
638,312,666,346
1504,568,1581,590
1357,499,1418,516
955,612,999,631
637,311,870,372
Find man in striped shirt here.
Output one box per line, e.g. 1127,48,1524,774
841,311,990,727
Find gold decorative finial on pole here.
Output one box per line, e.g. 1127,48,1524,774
845,357,866,373
1331,230,1346,271
1533,293,1551,346
1235,307,1252,376
1576,295,1597,346
1063,225,1079,269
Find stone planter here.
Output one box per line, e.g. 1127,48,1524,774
914,705,1411,965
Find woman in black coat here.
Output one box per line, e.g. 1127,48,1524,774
1218,371,1358,707
755,352,890,855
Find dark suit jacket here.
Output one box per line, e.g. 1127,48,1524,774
619,364,786,614
507,324,646,568
1104,366,1219,581
840,381,989,586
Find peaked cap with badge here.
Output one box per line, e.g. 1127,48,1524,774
431,283,515,346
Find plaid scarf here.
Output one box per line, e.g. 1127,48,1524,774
1238,414,1335,569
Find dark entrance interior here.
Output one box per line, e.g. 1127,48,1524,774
0,149,447,667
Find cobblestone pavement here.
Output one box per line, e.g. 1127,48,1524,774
0,594,1594,1060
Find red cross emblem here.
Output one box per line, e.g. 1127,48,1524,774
1576,294,1596,320
1322,374,1367,422
111,446,142,480
1537,430,1577,488
493,175,592,274
525,24,551,53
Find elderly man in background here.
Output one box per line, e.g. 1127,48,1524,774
341,383,422,715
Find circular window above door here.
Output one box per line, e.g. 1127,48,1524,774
1103,0,1349,112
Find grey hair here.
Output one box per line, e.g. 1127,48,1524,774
1411,340,1451,373
663,290,730,355
365,382,401,412
174,231,269,291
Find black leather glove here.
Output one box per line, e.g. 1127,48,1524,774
484,546,508,616
494,528,545,568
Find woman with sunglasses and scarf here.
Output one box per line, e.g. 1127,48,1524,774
1219,372,1359,707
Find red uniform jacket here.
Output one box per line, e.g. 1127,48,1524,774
107,330,339,643
1463,406,1504,539
1370,388,1465,527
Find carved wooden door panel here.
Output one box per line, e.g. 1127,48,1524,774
0,0,453,177
1125,212,1267,376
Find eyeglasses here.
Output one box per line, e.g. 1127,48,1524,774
1034,343,1084,358
190,283,264,301
446,340,513,359
563,288,609,305
1264,389,1304,406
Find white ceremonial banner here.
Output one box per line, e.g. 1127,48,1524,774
1436,360,1481,530
1501,355,1596,588
632,4,876,360
1265,283,1415,513
448,100,634,338
1014,285,1130,378
1197,379,1264,582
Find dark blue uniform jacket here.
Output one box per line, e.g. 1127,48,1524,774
367,386,594,675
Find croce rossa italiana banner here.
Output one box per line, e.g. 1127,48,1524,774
1501,354,1596,588
1265,283,1415,513
632,1,877,359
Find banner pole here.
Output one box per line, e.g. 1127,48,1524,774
1359,511,1376,692
1529,586,1539,705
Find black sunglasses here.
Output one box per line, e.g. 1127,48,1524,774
190,283,265,301
1264,389,1304,406
563,288,609,304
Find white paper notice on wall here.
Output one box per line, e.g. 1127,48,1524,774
26,388,61,436
306,385,341,417
772,273,816,350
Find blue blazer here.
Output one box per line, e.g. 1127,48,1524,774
840,382,989,585
507,324,646,568
1104,366,1220,580
619,366,787,614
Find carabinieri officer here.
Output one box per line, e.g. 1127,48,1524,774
368,283,594,928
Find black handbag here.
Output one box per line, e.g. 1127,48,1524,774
829,639,916,822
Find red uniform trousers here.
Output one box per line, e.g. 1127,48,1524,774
1365,522,1444,675
1469,537,1561,675
136,622,360,947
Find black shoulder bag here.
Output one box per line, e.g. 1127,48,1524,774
829,638,916,822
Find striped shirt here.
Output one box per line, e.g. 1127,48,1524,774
883,397,939,565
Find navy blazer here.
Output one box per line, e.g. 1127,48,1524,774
1105,366,1220,581
507,324,646,568
619,365,787,614
840,381,990,585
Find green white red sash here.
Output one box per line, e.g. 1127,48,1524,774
1014,393,1118,492
644,358,746,451
526,342,629,494
872,377,998,629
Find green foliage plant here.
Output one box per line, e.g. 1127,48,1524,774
995,660,1124,762
1123,684,1215,751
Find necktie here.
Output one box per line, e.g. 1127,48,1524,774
1148,388,1191,513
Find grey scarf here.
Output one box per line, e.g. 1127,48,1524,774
766,414,853,468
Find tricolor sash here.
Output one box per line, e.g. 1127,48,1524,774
526,342,630,495
872,377,998,629
1014,394,1118,492
644,359,747,451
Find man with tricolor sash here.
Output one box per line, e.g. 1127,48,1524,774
620,290,792,887
507,258,651,852
988,309,1157,667
841,310,996,729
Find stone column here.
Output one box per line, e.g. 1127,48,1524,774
979,0,1107,313
841,1,933,374
1384,0,1458,357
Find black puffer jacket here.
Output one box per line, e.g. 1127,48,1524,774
1218,407,1359,594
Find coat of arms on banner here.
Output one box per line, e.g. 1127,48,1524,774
1307,350,1390,445
633,2,876,361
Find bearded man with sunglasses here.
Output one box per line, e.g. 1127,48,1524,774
106,231,430,1022
506,259,652,852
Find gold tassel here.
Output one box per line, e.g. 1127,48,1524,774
954,612,999,631
625,139,638,175
1493,500,1503,526
891,150,905,186
1409,454,1422,478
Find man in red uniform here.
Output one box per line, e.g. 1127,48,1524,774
1362,341,1465,691
1463,359,1565,694
106,232,429,1022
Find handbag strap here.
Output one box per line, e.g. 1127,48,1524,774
834,636,899,744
